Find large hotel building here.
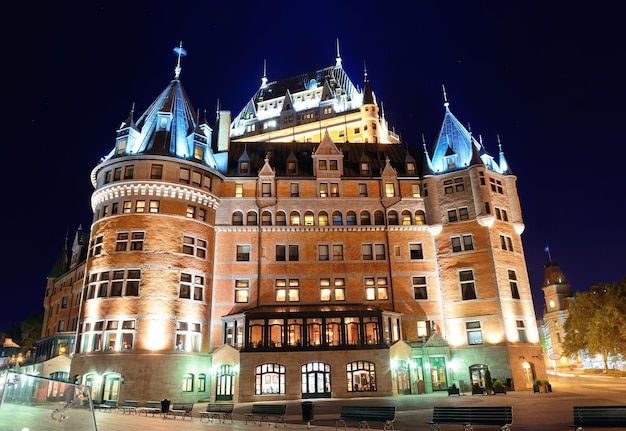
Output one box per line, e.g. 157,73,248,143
36,45,546,403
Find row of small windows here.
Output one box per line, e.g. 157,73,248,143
245,182,421,198
91,233,207,259
232,209,426,226
95,200,207,222
102,163,213,189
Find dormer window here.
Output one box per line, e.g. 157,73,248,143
330,160,338,170
406,162,416,175
360,162,370,175
287,161,297,175
117,139,126,155
319,160,327,170
194,145,204,160
239,162,249,174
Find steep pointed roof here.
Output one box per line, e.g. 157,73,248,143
430,103,478,173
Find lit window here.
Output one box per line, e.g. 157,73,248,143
236,245,251,261
509,270,520,299
413,276,427,299
460,270,477,300
409,243,424,259
466,321,483,345
385,183,395,197
235,183,244,198
235,280,249,303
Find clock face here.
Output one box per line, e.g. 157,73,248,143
549,300,555,308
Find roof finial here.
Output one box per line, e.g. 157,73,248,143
442,84,449,107
497,134,503,151
173,41,187,79
261,58,268,88
363,60,368,81
335,38,342,68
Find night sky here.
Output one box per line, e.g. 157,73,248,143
2,1,624,333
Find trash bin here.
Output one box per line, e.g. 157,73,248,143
301,401,315,427
161,399,170,415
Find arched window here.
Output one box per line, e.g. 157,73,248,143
198,373,207,392
318,211,329,226
374,211,385,225
360,211,371,225
287,319,303,346
387,210,399,225
307,318,322,346
401,210,412,225
255,363,285,395
269,319,284,347
276,211,287,226
346,211,357,226
347,361,376,392
261,211,272,226
247,211,258,226
290,211,301,226
304,211,315,226
301,362,331,398
232,211,244,226
415,210,426,225
182,373,194,392
216,366,234,400
332,211,343,226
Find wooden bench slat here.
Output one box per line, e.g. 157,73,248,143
572,406,626,429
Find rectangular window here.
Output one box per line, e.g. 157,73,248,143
287,162,297,175
319,183,328,198
412,183,421,197
235,183,244,198
460,270,477,300
413,276,427,299
332,244,344,261
261,183,271,197
330,183,339,197
319,244,329,261
235,279,250,303
180,273,204,301
187,205,196,218
362,244,373,260
151,164,163,179
509,269,520,299
417,321,430,338
451,234,473,252
123,201,132,214
375,244,386,260
192,171,202,187
466,321,483,345
236,245,251,261
359,183,368,197
409,243,424,259
448,209,458,223
458,207,469,220
290,183,300,197
182,235,207,258
364,277,389,300
149,200,160,213
329,160,338,170
176,321,201,353
319,160,327,170
124,165,134,179
179,168,190,184
275,279,299,302
385,183,395,197
135,200,145,213
517,320,527,342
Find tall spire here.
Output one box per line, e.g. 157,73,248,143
261,59,268,88
335,38,342,68
442,84,449,108
173,41,187,79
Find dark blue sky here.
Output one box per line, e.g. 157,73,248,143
2,1,624,333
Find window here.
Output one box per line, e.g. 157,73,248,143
490,178,504,194
247,211,258,226
409,243,424,259
276,244,299,261
275,279,300,302
176,321,201,352
255,363,285,395
236,245,251,261
359,183,368,197
276,211,287,226
318,212,329,226
458,207,469,220
466,321,483,345
183,235,207,258
192,171,201,187
261,211,272,226
91,235,103,256
180,273,204,301
332,211,342,226
509,270,520,299
187,205,196,218
239,161,249,174
319,242,330,261
304,211,315,226
460,270,477,300
360,211,371,225
417,320,431,338
333,244,344,261
444,177,464,194
364,277,389,300
407,162,416,175
411,183,421,197
500,234,514,251
330,160,338,170
374,211,385,225
287,162,297,175
330,183,339,197
360,163,370,175
415,210,425,225
232,211,244,226
235,183,243,197
320,278,346,301
346,211,357,225
319,160,327,171
290,211,300,226
517,320,527,342
413,276,427,299
113,167,122,181
362,243,385,260
385,183,395,197
135,200,145,213
151,164,163,179
123,201,132,213
448,209,457,223
182,374,194,392
261,183,271,197
319,183,328,198
115,231,145,251
451,234,474,252
290,183,299,197
347,361,376,392
235,279,249,303
149,200,160,213
179,168,190,184
124,165,134,179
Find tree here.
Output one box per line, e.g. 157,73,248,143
19,313,43,353
563,277,626,370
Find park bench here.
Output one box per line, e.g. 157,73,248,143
137,400,162,417
117,400,138,414
570,406,626,430
199,403,234,423
428,406,512,431
168,402,194,420
98,399,118,412
244,403,287,426
336,406,396,431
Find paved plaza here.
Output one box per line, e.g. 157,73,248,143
2,373,625,431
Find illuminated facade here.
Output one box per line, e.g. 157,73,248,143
41,46,546,403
